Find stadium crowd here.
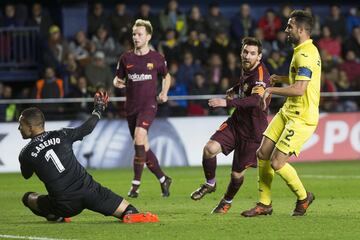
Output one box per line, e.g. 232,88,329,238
0,1,360,121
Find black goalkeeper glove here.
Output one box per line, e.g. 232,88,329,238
93,91,109,117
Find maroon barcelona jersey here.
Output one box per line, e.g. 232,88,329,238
226,62,271,143
116,50,168,115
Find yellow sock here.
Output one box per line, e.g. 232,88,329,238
275,163,307,200
258,159,274,205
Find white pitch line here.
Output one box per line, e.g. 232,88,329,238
0,234,75,240
302,175,360,179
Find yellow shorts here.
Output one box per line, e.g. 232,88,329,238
264,110,317,156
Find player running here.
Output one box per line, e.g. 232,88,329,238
113,19,172,198
19,92,158,223
190,37,271,214
241,10,321,217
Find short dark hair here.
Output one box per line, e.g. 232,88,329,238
241,37,263,54
289,10,313,34
21,107,45,128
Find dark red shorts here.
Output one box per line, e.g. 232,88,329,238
210,120,259,172
126,108,157,138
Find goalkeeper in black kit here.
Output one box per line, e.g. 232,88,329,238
19,92,159,223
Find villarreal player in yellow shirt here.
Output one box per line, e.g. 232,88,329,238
242,10,321,217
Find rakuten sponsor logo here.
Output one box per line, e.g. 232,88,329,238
128,73,152,82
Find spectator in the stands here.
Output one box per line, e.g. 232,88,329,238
43,25,70,70
0,85,17,122
208,29,235,65
230,3,256,44
205,2,230,39
180,29,207,64
334,70,358,112
108,2,133,43
258,8,282,42
320,69,338,113
167,75,188,116
1,4,19,27
134,2,161,44
205,53,223,94
84,51,113,92
279,4,293,30
343,26,360,59
69,30,95,65
339,50,360,84
159,0,187,40
266,50,288,76
187,5,206,36
324,4,347,41
32,67,65,119
177,51,203,86
91,26,120,66
88,2,109,38
66,76,93,120
33,67,64,99
158,28,181,65
253,28,271,59
64,53,84,89
188,72,210,116
272,31,292,59
346,7,360,34
318,25,342,60
304,6,321,39
222,52,241,86
26,3,53,39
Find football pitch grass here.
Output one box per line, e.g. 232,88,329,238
1,161,360,240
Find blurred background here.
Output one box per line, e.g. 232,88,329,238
0,0,359,120
0,0,359,171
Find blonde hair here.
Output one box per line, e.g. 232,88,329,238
133,19,153,35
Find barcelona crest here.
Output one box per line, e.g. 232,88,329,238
147,63,154,70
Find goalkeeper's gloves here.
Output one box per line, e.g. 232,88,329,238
92,91,109,118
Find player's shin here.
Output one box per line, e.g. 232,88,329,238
275,163,307,200
258,159,274,205
224,175,244,201
145,149,165,179
203,156,217,185
130,145,146,196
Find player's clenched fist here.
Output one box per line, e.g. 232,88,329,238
113,76,126,88
94,91,109,114
157,91,168,103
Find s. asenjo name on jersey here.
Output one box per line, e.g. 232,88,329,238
127,73,153,82
31,138,61,157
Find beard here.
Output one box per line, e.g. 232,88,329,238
287,34,300,45
242,61,254,71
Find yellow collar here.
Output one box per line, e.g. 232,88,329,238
294,39,312,52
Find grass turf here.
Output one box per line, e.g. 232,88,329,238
1,161,360,240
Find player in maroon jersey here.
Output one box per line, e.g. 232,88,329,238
113,19,172,198
190,37,271,214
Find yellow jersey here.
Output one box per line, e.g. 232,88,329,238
282,39,321,125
